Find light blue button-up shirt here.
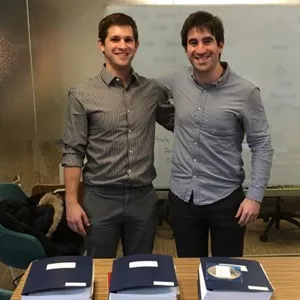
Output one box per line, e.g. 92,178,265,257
159,62,274,205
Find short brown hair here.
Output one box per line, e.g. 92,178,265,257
98,13,138,43
181,11,224,50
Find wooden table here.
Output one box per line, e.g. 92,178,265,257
11,257,300,299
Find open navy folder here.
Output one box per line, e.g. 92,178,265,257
21,255,93,300
198,257,274,300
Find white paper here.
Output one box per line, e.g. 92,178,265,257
215,265,232,278
248,285,269,291
219,263,248,272
65,282,87,287
129,261,158,268
46,262,76,270
153,281,174,286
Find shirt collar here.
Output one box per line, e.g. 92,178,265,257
100,64,139,86
190,61,230,88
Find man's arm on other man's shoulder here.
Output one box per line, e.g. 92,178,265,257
154,72,175,131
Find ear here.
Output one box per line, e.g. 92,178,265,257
98,39,105,53
135,40,139,52
218,41,224,52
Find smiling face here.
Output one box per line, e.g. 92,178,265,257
186,26,224,77
99,25,139,74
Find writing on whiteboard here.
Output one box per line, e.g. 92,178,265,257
164,147,173,163
155,136,171,144
155,135,173,163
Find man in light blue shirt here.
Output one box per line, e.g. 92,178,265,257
159,11,274,257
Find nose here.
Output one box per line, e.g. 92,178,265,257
196,42,206,54
117,39,127,49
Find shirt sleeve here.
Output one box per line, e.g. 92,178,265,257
154,72,176,131
61,87,88,167
154,70,175,97
243,87,274,202
155,91,175,132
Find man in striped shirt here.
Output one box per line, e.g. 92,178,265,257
61,13,174,258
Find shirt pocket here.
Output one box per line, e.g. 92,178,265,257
88,110,123,133
202,110,237,137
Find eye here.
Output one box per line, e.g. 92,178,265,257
188,40,198,47
124,38,134,43
203,38,214,45
110,37,120,42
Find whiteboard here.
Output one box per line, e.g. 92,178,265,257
105,4,300,189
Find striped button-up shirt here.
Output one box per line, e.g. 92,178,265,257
62,65,174,187
159,62,274,204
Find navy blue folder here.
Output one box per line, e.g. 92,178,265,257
199,257,274,293
22,256,93,295
109,254,178,293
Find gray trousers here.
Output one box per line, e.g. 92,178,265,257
83,184,159,258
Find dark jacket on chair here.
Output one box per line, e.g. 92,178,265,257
0,192,84,257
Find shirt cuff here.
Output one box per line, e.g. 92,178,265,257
61,154,84,168
246,186,265,203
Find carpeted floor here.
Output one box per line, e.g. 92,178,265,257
1,217,300,293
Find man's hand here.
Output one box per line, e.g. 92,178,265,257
235,198,261,226
66,202,90,236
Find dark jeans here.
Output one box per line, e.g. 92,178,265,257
83,184,159,258
169,186,246,257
